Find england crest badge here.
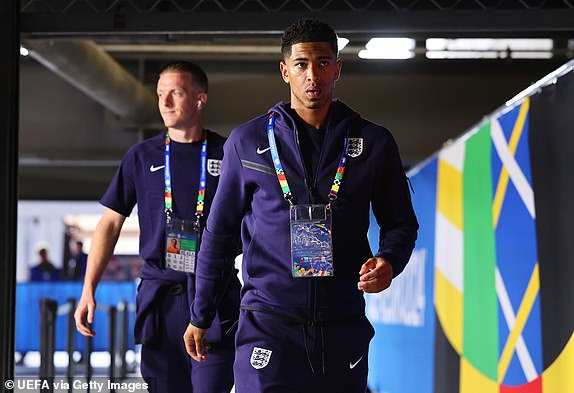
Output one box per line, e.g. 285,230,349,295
207,159,222,176
346,138,363,158
250,346,272,369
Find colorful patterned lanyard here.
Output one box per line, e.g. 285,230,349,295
164,132,208,222
266,112,349,204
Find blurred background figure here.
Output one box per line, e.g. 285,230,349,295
65,240,88,281
29,242,60,282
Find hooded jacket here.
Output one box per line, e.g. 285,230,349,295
191,100,418,327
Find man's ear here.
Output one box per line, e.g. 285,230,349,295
279,61,289,84
196,92,208,109
335,59,342,82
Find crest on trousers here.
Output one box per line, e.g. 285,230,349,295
207,159,222,176
346,138,363,158
250,347,272,369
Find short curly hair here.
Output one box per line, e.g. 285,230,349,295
281,18,338,59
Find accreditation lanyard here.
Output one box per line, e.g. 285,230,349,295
266,112,349,204
164,132,208,223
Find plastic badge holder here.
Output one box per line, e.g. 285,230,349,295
165,217,200,273
290,204,334,278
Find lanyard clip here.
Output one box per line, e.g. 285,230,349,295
194,214,202,231
285,192,296,206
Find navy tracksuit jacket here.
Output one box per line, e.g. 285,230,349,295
191,99,418,328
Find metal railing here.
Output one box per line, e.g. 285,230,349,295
38,297,134,387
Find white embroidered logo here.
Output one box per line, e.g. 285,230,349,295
250,347,272,369
257,146,271,155
149,164,165,173
349,355,363,370
207,159,222,176
346,138,363,158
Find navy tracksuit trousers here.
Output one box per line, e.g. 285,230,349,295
233,309,374,393
140,284,235,393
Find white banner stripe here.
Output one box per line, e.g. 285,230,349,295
434,213,463,291
491,120,536,218
496,267,538,381
439,142,466,172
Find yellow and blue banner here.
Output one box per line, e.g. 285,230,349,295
366,65,574,393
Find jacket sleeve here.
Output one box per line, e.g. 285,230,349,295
371,132,419,278
190,135,248,328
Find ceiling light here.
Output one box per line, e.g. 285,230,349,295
338,38,349,51
359,49,415,60
359,38,415,60
506,39,553,51
20,46,29,56
366,38,415,51
425,38,554,60
426,38,552,52
426,38,448,51
426,51,503,59
510,51,553,59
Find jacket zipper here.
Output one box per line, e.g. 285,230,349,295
309,119,330,323
294,125,315,205
293,122,315,324
292,113,331,324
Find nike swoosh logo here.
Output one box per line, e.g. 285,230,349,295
349,355,363,370
256,146,271,155
149,165,165,173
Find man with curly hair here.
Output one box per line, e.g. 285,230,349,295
185,19,418,392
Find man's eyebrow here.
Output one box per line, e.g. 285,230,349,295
292,54,333,61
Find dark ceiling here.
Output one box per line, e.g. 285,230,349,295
17,0,574,199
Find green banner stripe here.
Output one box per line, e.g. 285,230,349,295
462,123,499,380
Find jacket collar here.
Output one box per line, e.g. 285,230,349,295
268,99,360,139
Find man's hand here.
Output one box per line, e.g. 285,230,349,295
358,257,394,293
74,293,96,337
184,323,209,362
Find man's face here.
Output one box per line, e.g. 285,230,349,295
280,42,341,111
157,72,204,130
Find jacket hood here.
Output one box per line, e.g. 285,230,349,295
267,99,361,130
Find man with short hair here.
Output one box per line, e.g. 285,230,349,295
75,61,240,392
66,240,88,281
30,247,60,282
185,18,418,392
